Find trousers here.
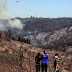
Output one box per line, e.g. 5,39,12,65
36,64,40,72
41,63,47,72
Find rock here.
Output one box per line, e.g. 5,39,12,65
66,48,72,53
62,69,69,72
0,46,6,52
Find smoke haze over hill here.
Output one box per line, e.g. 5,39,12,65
0,0,8,19
1,17,72,49
0,19,25,31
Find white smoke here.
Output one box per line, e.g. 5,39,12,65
0,0,25,31
0,19,25,31
8,19,24,30
0,0,8,19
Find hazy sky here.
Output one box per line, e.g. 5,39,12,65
4,0,72,18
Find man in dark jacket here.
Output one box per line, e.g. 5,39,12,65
35,53,41,72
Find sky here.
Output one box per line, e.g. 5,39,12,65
3,0,72,18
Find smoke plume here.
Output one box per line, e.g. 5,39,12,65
0,19,25,31
0,0,24,30
0,0,8,19
8,19,24,30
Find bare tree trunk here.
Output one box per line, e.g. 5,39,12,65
19,45,24,72
11,45,24,72
28,46,32,72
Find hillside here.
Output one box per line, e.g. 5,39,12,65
23,18,72,32
0,18,72,49
12,18,72,48
0,34,72,72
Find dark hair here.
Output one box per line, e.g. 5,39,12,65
43,50,45,54
37,53,41,57
55,53,58,56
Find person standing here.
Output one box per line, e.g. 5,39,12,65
35,53,41,72
53,53,59,72
41,50,48,72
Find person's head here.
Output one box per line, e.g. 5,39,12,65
43,50,47,54
37,53,41,57
55,53,58,56
55,53,59,59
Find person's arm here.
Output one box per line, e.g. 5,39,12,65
40,54,43,60
53,60,55,67
39,55,41,60
55,59,59,70
55,64,58,70
35,57,36,61
47,55,48,59
47,55,48,66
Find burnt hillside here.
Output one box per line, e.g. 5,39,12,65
0,34,72,72
24,18,72,32
1,18,72,48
